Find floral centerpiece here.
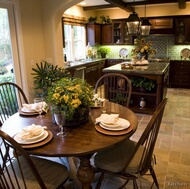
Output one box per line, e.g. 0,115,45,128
47,77,93,126
131,38,156,60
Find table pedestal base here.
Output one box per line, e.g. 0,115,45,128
77,155,95,189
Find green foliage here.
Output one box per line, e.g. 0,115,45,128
88,16,98,23
131,77,156,91
0,72,14,83
112,93,127,104
0,67,8,75
47,77,93,121
31,60,71,98
100,15,112,24
97,46,111,58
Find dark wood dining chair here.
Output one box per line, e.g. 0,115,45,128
94,73,132,108
94,98,168,189
0,129,69,189
0,82,29,124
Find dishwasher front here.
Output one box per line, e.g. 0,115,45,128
74,66,86,81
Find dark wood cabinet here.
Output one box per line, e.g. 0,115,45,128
86,23,101,46
175,18,190,44
149,18,174,35
101,24,112,45
112,19,133,45
66,60,105,87
169,60,190,88
84,60,105,87
149,18,173,29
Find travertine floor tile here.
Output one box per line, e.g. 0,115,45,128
64,88,190,189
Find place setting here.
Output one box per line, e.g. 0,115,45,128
19,97,49,117
94,113,133,136
13,124,53,148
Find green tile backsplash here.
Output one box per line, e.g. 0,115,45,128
104,36,190,60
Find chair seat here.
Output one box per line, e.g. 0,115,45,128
6,156,69,189
95,139,144,174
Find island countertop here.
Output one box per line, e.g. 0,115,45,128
102,61,169,114
103,61,169,75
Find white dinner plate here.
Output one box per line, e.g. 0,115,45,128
101,118,130,128
18,130,45,142
119,48,128,58
21,107,38,113
100,118,130,131
99,123,129,131
14,130,48,144
180,48,190,59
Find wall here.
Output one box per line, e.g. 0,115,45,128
17,0,82,101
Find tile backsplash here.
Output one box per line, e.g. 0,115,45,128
104,35,190,60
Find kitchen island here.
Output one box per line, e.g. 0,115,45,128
102,61,169,114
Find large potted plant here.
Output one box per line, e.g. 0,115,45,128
131,38,156,60
31,60,70,98
47,77,93,126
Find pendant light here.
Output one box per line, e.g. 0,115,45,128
140,4,151,35
126,0,141,35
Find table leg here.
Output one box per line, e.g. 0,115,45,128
77,154,95,189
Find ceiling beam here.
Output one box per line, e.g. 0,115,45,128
178,0,186,9
83,4,116,11
83,0,190,11
105,0,134,12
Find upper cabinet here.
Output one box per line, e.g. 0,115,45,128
102,24,112,45
86,23,101,46
112,19,133,45
149,18,174,35
175,17,190,45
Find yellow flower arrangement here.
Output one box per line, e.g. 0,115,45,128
47,77,93,121
131,38,156,57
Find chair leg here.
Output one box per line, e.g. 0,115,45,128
95,172,104,189
118,180,130,189
150,166,159,189
133,178,139,189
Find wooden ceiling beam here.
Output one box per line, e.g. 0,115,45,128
105,0,134,12
83,4,116,11
178,0,186,9
83,0,189,11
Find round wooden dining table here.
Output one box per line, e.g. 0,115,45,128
2,102,138,189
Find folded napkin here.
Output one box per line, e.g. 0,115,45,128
22,101,49,113
95,114,119,125
18,124,44,140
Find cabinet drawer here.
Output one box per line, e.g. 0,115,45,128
173,64,190,70
174,70,189,75
172,76,190,83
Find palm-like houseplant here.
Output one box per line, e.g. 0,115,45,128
31,60,70,98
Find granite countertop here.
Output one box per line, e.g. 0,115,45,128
65,58,105,69
103,61,169,75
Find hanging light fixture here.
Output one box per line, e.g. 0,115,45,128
140,4,151,35
126,0,141,35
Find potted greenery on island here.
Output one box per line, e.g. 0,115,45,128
131,77,156,92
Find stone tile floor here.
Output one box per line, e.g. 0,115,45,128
64,88,190,189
